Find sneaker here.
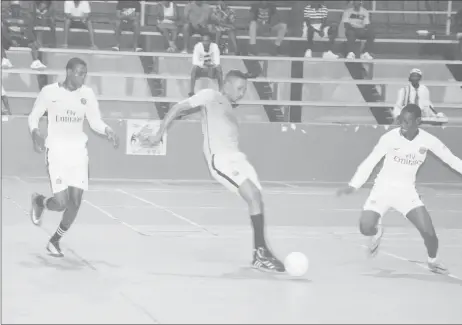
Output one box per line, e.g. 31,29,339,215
346,52,356,60
181,49,188,54
2,58,13,69
252,246,285,273
360,52,373,60
47,240,64,257
30,193,45,226
112,45,120,51
428,259,448,274
30,60,46,70
134,47,143,52
323,51,339,59
304,49,312,58
368,224,384,258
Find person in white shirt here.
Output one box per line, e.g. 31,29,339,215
63,1,97,49
342,0,375,59
392,68,447,121
338,104,462,274
28,57,119,257
138,70,286,273
189,33,223,96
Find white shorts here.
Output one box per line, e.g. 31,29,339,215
207,152,262,194
363,185,424,217
45,148,89,194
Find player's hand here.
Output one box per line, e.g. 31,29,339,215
31,128,45,153
105,127,119,149
336,185,356,196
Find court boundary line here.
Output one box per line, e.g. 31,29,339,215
117,189,218,237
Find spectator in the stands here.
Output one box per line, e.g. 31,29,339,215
182,1,213,54
248,1,287,56
113,0,142,52
392,69,447,122
342,0,374,60
2,86,12,116
303,0,338,59
189,33,223,97
63,1,97,49
210,0,239,55
155,1,179,53
1,3,47,69
31,1,57,47
453,9,462,56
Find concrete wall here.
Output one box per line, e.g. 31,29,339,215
3,117,462,184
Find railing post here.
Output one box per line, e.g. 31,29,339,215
445,0,452,36
141,1,146,27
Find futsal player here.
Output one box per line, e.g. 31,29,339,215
337,104,462,274
28,57,119,257
140,70,285,273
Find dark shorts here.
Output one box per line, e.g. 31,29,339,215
69,20,89,30
187,23,210,36
2,34,35,49
193,65,221,79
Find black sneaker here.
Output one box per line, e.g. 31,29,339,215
252,246,285,273
47,240,64,257
30,193,45,226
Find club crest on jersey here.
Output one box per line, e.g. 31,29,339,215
419,147,427,154
81,98,87,105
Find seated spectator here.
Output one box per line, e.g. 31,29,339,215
1,3,47,70
210,0,239,55
155,1,179,53
342,0,374,59
248,1,287,56
303,0,338,59
453,9,462,56
63,1,97,49
392,69,447,122
113,0,142,52
2,86,11,116
182,1,213,54
32,0,57,47
189,34,223,96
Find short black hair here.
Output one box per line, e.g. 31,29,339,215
225,70,248,80
66,57,87,71
401,104,422,119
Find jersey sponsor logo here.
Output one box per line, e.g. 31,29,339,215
393,154,423,166
55,110,83,123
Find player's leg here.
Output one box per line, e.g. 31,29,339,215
130,18,142,51
226,29,238,55
113,19,122,50
189,65,201,96
360,188,388,257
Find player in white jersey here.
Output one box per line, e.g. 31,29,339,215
338,104,462,274
141,70,285,273
28,57,119,257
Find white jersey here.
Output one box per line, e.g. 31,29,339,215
184,89,239,157
192,42,220,67
28,82,108,152
349,128,462,189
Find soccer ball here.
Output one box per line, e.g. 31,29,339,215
284,252,309,277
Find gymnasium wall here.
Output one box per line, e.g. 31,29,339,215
2,117,462,185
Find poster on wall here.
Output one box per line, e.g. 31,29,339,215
126,120,167,156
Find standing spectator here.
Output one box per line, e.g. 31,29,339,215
63,1,97,49
303,0,338,59
155,1,179,53
342,0,375,59
182,1,213,54
210,0,239,55
453,9,462,56
2,86,12,115
189,34,223,96
392,69,447,122
112,0,142,52
32,0,57,47
248,1,287,56
1,3,47,69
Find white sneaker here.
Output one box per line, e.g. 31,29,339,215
360,52,373,60
304,49,312,58
346,52,356,60
30,60,46,70
2,58,13,69
323,51,338,59
181,49,188,54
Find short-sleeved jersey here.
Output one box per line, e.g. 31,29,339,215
349,128,462,189
184,89,239,156
28,83,108,152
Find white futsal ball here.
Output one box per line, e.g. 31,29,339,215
284,252,309,277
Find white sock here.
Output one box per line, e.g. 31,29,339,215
428,257,437,263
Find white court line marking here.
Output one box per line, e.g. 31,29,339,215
117,189,218,236
83,199,152,236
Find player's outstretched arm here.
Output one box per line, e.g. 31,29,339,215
28,88,49,153
429,136,462,176
337,134,389,196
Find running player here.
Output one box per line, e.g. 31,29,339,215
28,57,119,257
337,104,462,274
141,70,285,273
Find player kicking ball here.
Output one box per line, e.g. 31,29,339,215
140,70,285,273
337,104,462,274
28,57,119,257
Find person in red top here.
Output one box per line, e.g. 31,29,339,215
248,1,287,56
112,0,142,52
